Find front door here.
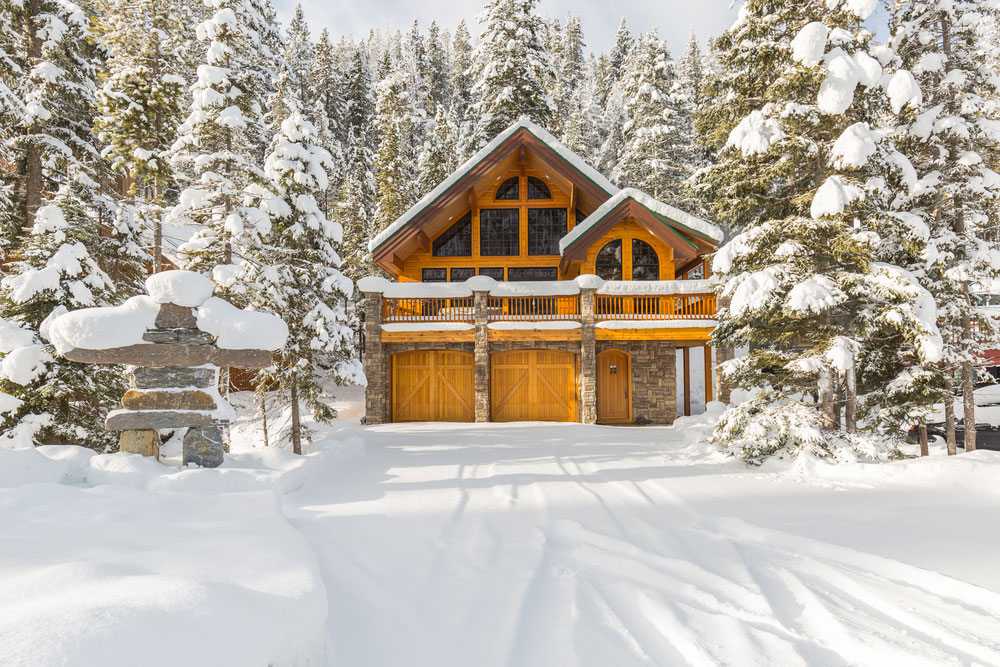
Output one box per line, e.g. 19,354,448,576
597,349,631,423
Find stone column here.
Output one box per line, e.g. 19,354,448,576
715,345,733,404
362,291,387,424
473,290,490,422
580,288,597,424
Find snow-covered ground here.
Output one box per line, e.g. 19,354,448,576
3,396,1000,666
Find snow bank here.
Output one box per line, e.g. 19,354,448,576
382,323,474,332
488,321,582,330
145,270,214,307
560,187,724,252
196,297,288,350
595,319,715,329
0,484,326,667
47,295,159,353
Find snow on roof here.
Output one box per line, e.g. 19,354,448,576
367,117,620,254
559,188,724,254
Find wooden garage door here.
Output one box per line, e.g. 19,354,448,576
392,350,474,422
491,350,577,422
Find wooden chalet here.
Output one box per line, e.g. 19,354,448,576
359,118,728,425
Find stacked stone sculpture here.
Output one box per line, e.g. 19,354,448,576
50,271,287,467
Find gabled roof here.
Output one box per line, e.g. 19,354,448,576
368,118,620,267
558,188,723,269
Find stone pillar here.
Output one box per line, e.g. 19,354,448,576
362,291,387,424
715,345,733,404
580,288,597,424
473,290,490,422
184,424,224,468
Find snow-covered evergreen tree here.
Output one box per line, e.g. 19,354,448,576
470,0,556,146
613,30,688,200
167,0,275,297
283,3,314,114
552,13,584,141
707,0,945,462
417,107,457,193
425,21,450,115
449,20,475,159
890,0,1000,452
373,65,418,232
94,0,188,272
250,103,357,453
310,28,345,217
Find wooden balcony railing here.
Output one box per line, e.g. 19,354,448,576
595,293,716,321
488,295,581,321
382,297,474,323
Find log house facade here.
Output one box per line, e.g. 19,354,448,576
360,119,726,425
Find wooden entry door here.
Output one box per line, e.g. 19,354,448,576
597,349,631,423
491,349,577,422
392,350,475,422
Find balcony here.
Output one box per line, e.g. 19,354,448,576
360,276,716,341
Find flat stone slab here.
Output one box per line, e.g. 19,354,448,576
142,328,215,344
184,425,224,468
63,344,272,368
119,429,160,457
155,303,197,328
130,366,216,389
122,389,217,411
106,409,214,431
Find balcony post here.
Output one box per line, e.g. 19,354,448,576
580,288,597,424
474,290,490,422
362,290,387,424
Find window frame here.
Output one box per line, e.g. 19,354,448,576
526,208,567,256
432,212,473,257
630,238,660,280
479,208,520,256
526,176,551,199
495,176,519,200
595,239,623,281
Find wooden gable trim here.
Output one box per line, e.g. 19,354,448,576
371,127,616,273
561,199,702,265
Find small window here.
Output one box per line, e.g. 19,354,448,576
595,239,623,281
527,208,566,255
422,268,447,282
631,239,660,280
507,267,558,281
495,177,519,200
432,212,472,257
479,267,505,280
480,209,520,256
450,267,475,282
527,176,551,199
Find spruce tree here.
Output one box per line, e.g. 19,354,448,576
706,0,944,461
373,65,418,232
470,0,556,146
310,28,345,217
449,20,475,158
167,0,274,297
283,3,314,114
250,101,357,453
890,0,1000,453
425,21,450,115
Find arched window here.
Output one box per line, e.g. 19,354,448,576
631,239,660,280
595,239,623,280
527,176,551,199
495,177,519,200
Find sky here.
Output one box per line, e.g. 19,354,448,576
273,0,740,57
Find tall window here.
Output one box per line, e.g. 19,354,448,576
595,239,623,280
479,209,519,255
631,239,660,280
495,177,519,200
432,212,472,256
527,208,566,255
527,176,551,199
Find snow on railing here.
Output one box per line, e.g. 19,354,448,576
488,295,580,321
595,293,716,321
382,297,474,323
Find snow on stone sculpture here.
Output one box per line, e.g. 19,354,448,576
49,271,287,467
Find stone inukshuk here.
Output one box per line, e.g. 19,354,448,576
48,271,288,467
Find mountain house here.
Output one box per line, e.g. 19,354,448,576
358,118,728,425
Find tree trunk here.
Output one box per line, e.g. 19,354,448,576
23,0,44,231
918,423,929,457
844,363,857,434
818,367,837,430
944,383,957,455
962,357,976,452
290,383,302,455
259,389,269,448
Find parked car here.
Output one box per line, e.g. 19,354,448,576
906,422,1000,450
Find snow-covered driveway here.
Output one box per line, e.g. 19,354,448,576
285,420,1000,667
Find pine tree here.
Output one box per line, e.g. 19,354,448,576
609,18,634,83
613,30,687,200
250,101,357,453
167,0,275,297
373,65,418,232
425,21,450,115
674,31,712,214
283,3,314,114
449,20,475,158
552,13,585,141
94,0,188,273
562,54,603,163
470,0,556,146
310,28,345,217
706,0,944,462
417,107,457,193
890,0,1000,453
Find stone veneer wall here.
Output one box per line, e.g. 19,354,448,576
597,340,677,424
